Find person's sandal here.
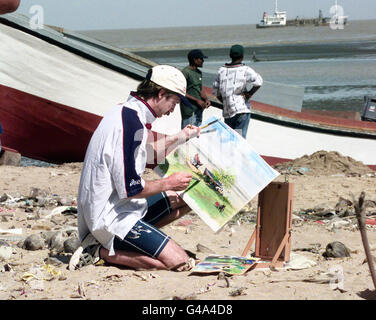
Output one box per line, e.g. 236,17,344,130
68,233,102,270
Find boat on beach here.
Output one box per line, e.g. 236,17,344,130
1,13,376,169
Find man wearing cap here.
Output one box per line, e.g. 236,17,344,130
70,65,201,271
180,49,211,129
213,44,263,139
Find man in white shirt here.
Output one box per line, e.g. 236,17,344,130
69,65,200,271
212,44,263,138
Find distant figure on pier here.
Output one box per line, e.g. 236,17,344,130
0,0,20,14
251,51,260,62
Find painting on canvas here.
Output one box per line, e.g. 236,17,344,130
154,116,280,232
190,255,259,275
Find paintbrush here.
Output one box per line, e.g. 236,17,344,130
200,118,219,130
184,179,200,193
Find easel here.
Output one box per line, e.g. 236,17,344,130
242,182,293,269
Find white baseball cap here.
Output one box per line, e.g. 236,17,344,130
149,65,187,96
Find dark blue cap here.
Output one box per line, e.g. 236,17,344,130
188,49,208,61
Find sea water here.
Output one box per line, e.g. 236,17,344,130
81,20,376,113
24,20,376,166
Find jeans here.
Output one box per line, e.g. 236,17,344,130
224,113,251,139
181,109,203,129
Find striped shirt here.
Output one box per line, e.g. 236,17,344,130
77,92,156,255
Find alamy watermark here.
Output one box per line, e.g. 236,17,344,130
29,5,44,30
329,265,345,291
329,3,347,30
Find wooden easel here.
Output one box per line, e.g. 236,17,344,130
242,182,293,269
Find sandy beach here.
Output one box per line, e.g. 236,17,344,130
0,151,376,301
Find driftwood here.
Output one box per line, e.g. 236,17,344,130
353,192,376,290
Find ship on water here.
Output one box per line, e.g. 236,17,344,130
256,0,286,28
257,0,348,29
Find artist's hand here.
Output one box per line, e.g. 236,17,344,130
166,172,192,191
204,99,211,108
178,125,200,143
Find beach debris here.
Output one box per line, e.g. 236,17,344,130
273,151,374,176
63,236,80,254
284,252,317,270
323,241,350,258
229,287,247,297
23,233,45,251
293,243,321,254
326,217,352,231
217,272,231,288
353,191,376,290
131,272,159,281
22,263,62,285
167,282,215,300
0,228,22,235
170,294,198,300
48,231,66,255
0,150,21,166
0,243,14,260
44,256,63,267
196,243,215,254
102,274,125,283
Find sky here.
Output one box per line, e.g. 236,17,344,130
14,0,376,30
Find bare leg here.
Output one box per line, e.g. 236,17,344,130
100,191,191,270
100,238,189,270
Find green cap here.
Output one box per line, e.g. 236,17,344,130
229,44,244,59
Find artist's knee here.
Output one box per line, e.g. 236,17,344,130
158,239,189,268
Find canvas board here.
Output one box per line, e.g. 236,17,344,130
154,116,280,232
190,255,259,275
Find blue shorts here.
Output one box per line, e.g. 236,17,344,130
113,192,172,258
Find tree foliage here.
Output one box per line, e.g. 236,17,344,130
212,168,236,189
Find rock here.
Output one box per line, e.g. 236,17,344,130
57,196,75,206
0,193,8,202
29,188,49,198
44,256,63,266
23,233,45,251
323,241,350,258
48,231,66,255
0,244,13,260
63,236,80,254
0,150,21,166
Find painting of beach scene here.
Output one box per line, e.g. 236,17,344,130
154,116,280,232
190,255,259,275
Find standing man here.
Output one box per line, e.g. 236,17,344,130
69,65,200,271
212,44,263,139
180,49,211,129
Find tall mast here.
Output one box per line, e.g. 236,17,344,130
275,0,278,13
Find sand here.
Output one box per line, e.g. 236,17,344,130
1,152,376,301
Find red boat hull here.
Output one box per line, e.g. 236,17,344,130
0,84,101,163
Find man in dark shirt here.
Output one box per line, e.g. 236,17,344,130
180,49,210,129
